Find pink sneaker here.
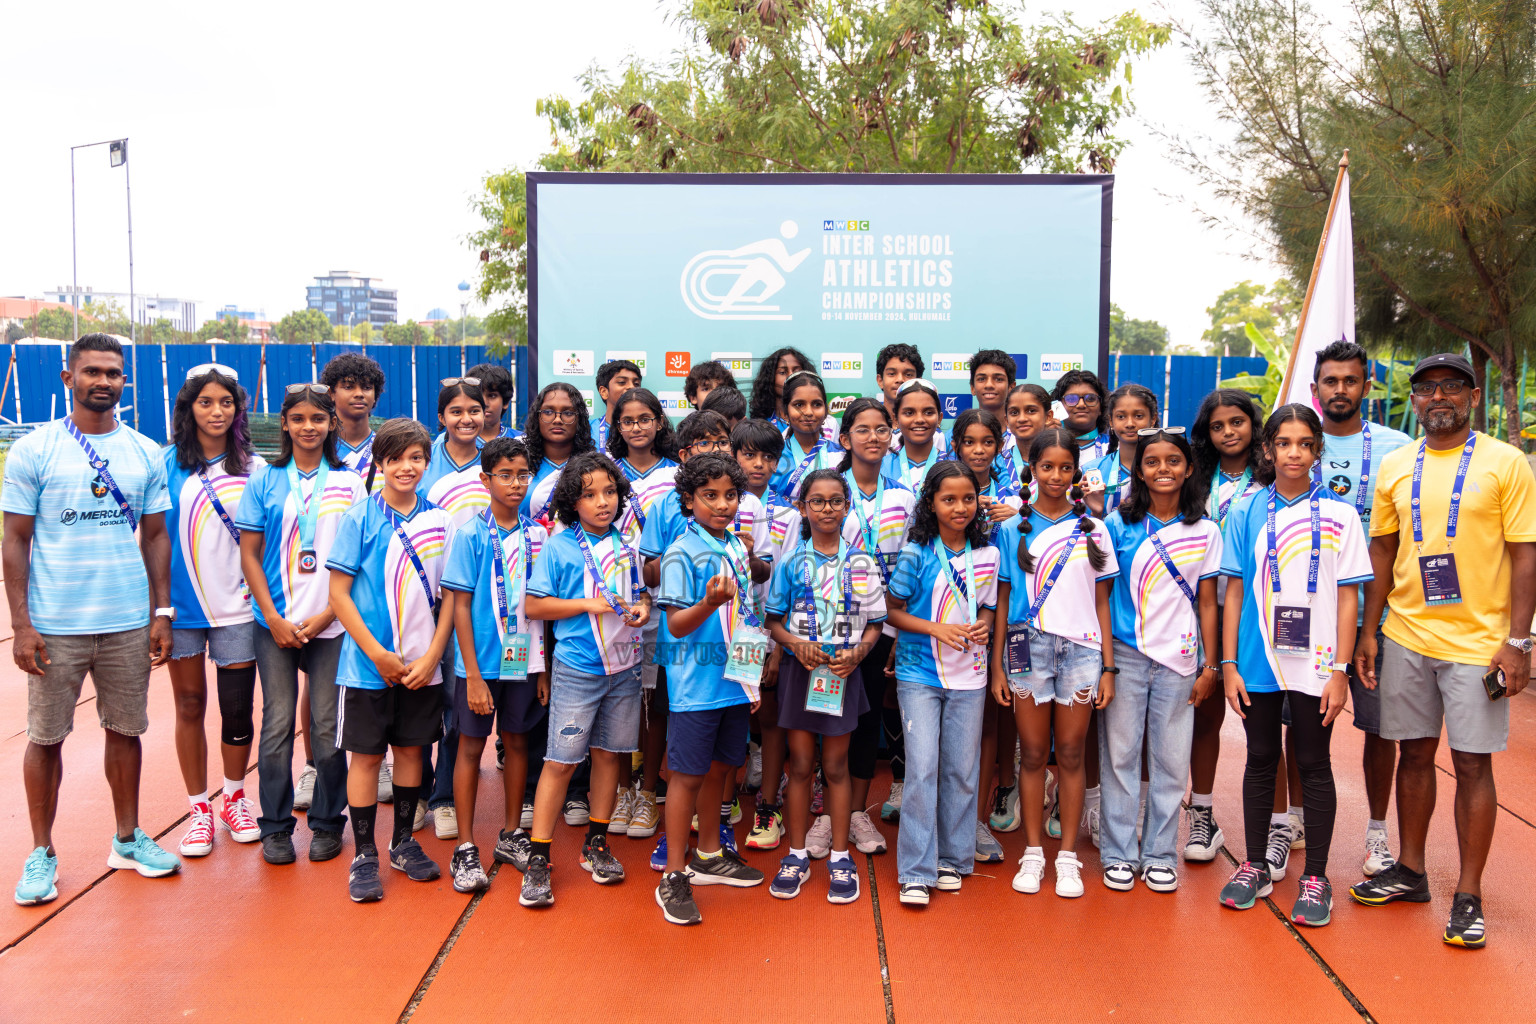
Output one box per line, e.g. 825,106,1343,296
219,792,261,843
179,806,215,857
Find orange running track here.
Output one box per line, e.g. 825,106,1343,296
0,635,1532,1023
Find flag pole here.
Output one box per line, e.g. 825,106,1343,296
1278,151,1350,403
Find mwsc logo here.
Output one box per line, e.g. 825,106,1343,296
822,220,870,231
680,221,811,321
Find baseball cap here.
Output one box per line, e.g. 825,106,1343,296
1408,353,1476,386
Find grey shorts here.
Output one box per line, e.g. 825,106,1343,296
171,623,256,666
27,626,152,745
1378,635,1508,754
1345,627,1387,734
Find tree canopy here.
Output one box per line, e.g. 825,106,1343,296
274,308,335,345
1110,303,1169,355
1201,278,1299,357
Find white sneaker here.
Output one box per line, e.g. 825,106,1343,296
849,810,887,854
434,805,459,841
1363,828,1396,877
1012,847,1047,894
746,742,763,791
1043,767,1056,809
520,802,534,830
806,814,833,860
293,764,317,811
377,761,394,804
1088,805,1101,849
413,799,428,834
1055,851,1085,898
1288,811,1307,850
880,781,903,823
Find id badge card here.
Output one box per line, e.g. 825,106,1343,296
1005,622,1032,676
724,624,769,687
297,549,318,574
1418,553,1462,605
1271,606,1311,654
501,631,531,682
806,656,846,716
1083,468,1104,491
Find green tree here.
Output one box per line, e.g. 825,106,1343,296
470,0,1170,344
1173,0,1536,444
79,298,131,338
383,320,430,346
1201,279,1300,357
275,308,335,345
1110,303,1169,355
5,322,26,344
26,307,86,341
197,315,245,343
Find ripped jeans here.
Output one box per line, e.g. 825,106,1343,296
544,657,642,763
1007,628,1104,706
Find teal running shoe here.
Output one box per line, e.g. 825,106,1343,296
15,847,58,905
107,828,181,878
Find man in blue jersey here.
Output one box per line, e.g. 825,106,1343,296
4,335,180,905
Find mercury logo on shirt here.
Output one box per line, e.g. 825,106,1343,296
60,507,129,526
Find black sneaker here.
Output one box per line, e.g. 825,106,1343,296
1348,862,1431,906
348,853,383,902
495,737,506,771
520,854,554,907
654,777,668,805
388,838,441,882
308,829,343,863
655,869,701,925
1444,891,1486,948
563,796,590,826
898,882,930,906
581,834,626,884
494,828,533,871
687,847,765,888
262,831,296,865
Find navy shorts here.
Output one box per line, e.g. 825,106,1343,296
667,704,752,777
454,676,546,739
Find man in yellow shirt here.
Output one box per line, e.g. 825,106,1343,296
1349,353,1536,949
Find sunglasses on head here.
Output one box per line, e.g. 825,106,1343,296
896,378,938,395
186,362,238,382
285,383,330,396
441,376,482,388
1136,426,1185,437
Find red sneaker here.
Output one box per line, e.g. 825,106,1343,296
219,792,261,843
179,806,215,857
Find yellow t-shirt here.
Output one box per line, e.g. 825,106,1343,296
1371,432,1536,664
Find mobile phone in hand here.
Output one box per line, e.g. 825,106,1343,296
1482,667,1507,702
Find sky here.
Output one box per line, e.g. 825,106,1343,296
1,0,1281,349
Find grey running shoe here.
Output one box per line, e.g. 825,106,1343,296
493,828,532,871
1220,861,1273,909
450,844,490,893
656,869,701,925
1291,875,1332,928
687,847,765,888
974,819,1004,863
519,854,554,907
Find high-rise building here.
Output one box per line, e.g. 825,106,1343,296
305,271,397,328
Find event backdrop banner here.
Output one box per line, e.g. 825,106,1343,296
527,173,1112,425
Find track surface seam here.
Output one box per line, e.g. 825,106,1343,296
864,851,897,1024
398,862,501,1022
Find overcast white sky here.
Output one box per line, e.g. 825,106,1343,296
2,0,1280,348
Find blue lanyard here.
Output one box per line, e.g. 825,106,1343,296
195,466,241,544
485,509,533,636
1027,530,1081,624
574,527,640,615
1266,485,1322,597
1145,518,1196,604
800,539,854,647
353,431,376,477
785,434,830,500
1104,456,1130,512
1411,434,1477,552
285,461,330,552
65,419,137,531
935,540,978,623
374,494,437,611
692,523,763,628
1312,422,1373,521
596,418,609,450
617,458,650,527
1212,467,1253,525
845,470,891,585
533,459,565,521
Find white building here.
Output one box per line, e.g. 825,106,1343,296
43,287,198,332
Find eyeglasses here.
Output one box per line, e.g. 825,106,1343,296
285,383,330,396
896,378,938,395
538,407,578,421
1061,393,1101,407
187,362,238,382
687,439,731,454
1410,379,1469,397
619,416,657,430
803,496,848,511
849,425,893,441
1137,426,1186,437
489,471,534,485
441,376,482,388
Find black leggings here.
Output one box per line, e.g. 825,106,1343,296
217,664,258,746
1242,691,1335,878
849,633,895,781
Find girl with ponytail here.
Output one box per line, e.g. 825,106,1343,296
989,428,1118,899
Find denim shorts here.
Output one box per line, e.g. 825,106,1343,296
28,626,151,745
545,658,642,763
1008,629,1103,706
171,622,256,666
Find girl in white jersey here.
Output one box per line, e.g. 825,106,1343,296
880,378,948,494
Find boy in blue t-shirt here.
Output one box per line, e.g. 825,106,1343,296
440,438,550,893
653,455,769,924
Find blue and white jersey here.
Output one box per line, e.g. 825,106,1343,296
166,450,267,628
615,458,679,547
1315,422,1413,626
234,462,369,639
656,527,761,710
494,424,525,441
0,419,170,635
880,442,957,496
765,539,887,647
1105,511,1223,675
887,540,1000,691
996,509,1119,653
338,432,374,474
527,525,644,675
419,435,489,538
638,487,765,564
1080,432,1112,461
771,434,844,502
522,455,568,525
440,513,548,681
1085,451,1135,515
326,495,453,690
1220,488,1373,696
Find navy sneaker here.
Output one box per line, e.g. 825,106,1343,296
1444,891,1486,948
827,858,860,904
348,853,383,903
388,839,441,882
719,823,739,856
770,853,811,900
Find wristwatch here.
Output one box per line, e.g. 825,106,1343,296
1505,636,1534,654
154,607,177,622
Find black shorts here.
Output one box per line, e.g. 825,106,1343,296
454,676,546,739
337,684,445,755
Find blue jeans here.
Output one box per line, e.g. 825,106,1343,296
421,652,458,810
254,629,346,838
1099,641,1195,869
895,681,985,887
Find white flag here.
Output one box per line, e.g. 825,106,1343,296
1281,167,1354,409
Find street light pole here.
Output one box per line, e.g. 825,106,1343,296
70,136,136,428
70,148,78,340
